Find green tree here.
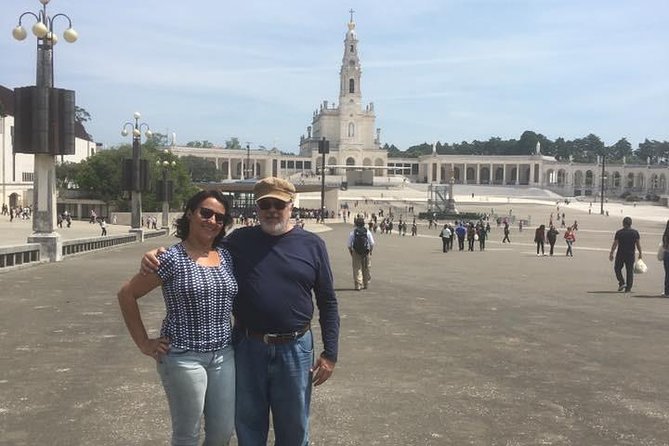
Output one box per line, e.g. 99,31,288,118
180,155,222,182
186,140,214,148
74,105,91,123
55,161,81,190
225,137,242,150
517,130,539,155
144,132,169,151
75,146,129,207
635,139,669,164
608,138,632,161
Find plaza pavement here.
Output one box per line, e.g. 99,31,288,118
1,199,669,445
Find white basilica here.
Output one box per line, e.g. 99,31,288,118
164,15,667,200
297,17,387,183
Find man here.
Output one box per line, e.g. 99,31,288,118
142,177,340,446
439,224,451,253
348,214,375,290
609,216,643,293
502,221,510,243
455,222,467,251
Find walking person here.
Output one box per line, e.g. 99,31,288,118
564,226,576,257
118,190,237,445
534,224,546,256
546,224,559,256
142,177,340,446
100,217,107,236
439,224,451,253
477,223,487,251
466,223,476,251
661,220,669,297
609,216,643,293
502,221,511,243
455,223,467,251
349,214,375,290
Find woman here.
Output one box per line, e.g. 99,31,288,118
662,220,669,297
118,190,237,445
546,224,559,256
467,223,476,251
534,224,546,256
564,226,576,257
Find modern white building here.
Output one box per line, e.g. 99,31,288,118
0,85,97,210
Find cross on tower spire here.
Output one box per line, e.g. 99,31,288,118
349,8,355,22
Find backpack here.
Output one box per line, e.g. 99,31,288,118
352,227,370,255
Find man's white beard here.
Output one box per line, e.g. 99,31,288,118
260,220,288,236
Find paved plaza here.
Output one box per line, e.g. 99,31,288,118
1,199,669,445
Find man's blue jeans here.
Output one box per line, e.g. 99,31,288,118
234,328,314,446
157,345,235,446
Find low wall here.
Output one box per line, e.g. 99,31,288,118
0,229,168,273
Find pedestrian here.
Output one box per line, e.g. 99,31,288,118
564,226,576,257
534,224,546,256
661,220,669,297
546,224,559,256
466,223,476,251
142,177,340,445
609,216,643,293
477,223,487,251
439,224,451,253
118,190,237,445
455,222,467,251
349,214,374,290
100,218,107,236
502,221,511,243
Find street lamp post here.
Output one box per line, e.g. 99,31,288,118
121,113,152,237
156,159,176,229
318,137,329,223
12,0,78,262
246,144,252,179
600,154,606,215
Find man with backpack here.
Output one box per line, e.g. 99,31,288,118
348,214,375,291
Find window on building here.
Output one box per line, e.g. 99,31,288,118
350,44,354,52
304,161,311,169
296,161,303,169
349,79,355,93
348,122,355,137
22,172,34,182
288,161,295,169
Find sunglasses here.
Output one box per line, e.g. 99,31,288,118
198,207,226,224
257,199,289,211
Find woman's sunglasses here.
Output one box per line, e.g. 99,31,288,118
198,207,226,224
257,199,288,210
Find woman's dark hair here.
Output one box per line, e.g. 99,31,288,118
175,190,233,247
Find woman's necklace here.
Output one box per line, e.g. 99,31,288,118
183,240,211,258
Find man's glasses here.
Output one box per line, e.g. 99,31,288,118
198,207,226,224
257,199,288,211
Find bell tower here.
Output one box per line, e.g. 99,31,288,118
339,9,362,110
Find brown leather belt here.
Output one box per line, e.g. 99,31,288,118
241,324,310,345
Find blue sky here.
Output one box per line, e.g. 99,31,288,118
2,0,668,153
